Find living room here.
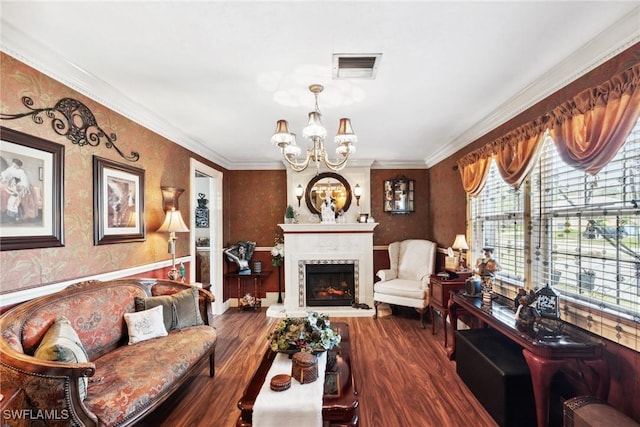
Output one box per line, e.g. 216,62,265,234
1,2,639,426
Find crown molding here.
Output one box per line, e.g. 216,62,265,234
2,7,638,172
423,6,640,168
0,21,233,170
371,160,428,170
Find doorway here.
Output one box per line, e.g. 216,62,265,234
189,158,227,314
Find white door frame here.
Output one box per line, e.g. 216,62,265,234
189,158,227,314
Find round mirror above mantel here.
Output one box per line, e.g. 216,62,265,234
305,172,352,217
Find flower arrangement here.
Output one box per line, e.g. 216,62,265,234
268,312,341,353
271,234,284,267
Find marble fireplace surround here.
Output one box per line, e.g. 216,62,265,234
266,223,377,318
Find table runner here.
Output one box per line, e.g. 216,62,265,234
253,351,327,427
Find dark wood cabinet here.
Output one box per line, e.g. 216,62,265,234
429,270,471,347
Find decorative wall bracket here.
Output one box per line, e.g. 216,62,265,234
1,96,140,162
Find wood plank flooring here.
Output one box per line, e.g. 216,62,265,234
141,309,498,427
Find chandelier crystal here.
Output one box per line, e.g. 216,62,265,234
271,84,357,172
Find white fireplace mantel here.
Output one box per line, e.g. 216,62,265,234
278,223,378,233
269,222,377,318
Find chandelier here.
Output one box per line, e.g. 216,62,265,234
271,84,357,172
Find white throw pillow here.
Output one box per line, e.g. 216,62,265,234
124,305,168,345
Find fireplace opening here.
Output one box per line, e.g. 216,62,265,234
305,263,355,307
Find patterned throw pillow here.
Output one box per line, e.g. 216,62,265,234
34,318,89,400
134,287,204,332
123,305,168,345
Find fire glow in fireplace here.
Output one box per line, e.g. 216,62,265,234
305,263,355,307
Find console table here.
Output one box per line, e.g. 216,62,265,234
448,292,610,427
225,271,271,310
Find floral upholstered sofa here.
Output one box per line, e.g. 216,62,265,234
0,279,217,427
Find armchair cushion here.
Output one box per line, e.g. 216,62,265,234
374,279,425,300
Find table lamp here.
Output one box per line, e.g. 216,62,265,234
157,187,189,280
451,234,469,270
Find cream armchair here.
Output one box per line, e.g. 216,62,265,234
373,239,437,327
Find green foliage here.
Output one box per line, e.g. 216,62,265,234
285,205,295,218
267,312,341,353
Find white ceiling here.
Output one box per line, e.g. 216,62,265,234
1,2,639,170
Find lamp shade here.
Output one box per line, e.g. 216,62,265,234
452,234,469,250
335,118,357,144
353,184,363,198
157,208,189,233
303,111,327,139
271,120,294,146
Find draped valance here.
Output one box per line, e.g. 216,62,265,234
457,63,640,196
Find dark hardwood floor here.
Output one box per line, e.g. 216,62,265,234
141,308,498,427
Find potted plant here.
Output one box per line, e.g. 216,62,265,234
284,205,295,223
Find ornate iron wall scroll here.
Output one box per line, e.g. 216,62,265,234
1,96,140,162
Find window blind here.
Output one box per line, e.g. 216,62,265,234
532,120,640,318
470,162,526,287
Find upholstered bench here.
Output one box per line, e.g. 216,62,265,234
455,328,536,427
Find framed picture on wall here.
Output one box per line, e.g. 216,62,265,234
93,156,146,245
0,126,65,251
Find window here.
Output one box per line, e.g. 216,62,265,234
470,162,526,287
472,119,640,324
532,120,640,319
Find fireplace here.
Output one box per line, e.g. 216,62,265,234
305,263,355,307
267,222,376,318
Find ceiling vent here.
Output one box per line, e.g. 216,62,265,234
332,53,382,80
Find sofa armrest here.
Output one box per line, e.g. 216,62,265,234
376,269,397,282
0,341,98,427
197,287,215,326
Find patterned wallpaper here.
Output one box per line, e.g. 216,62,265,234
0,53,222,294
227,170,287,247
370,169,430,246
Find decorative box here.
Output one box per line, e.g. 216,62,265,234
291,352,318,384
270,374,291,392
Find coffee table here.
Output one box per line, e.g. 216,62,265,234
236,322,359,426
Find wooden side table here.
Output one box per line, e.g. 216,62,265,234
429,270,471,347
225,271,271,310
